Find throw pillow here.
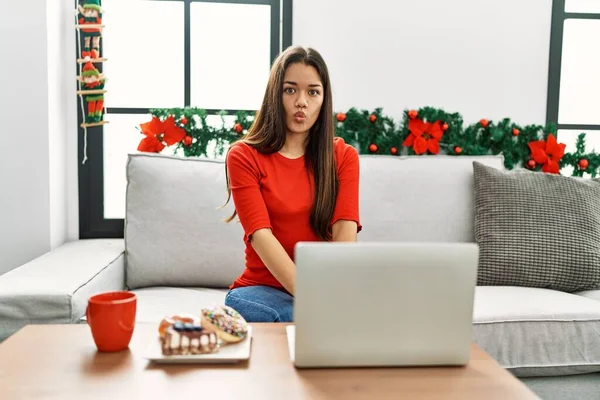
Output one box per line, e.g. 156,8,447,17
473,161,600,292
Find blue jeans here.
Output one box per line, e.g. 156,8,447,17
225,285,294,322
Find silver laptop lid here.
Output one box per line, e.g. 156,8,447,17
293,242,479,368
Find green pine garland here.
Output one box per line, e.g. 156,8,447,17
561,133,600,178
142,106,599,177
151,108,250,159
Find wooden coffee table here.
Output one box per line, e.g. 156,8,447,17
0,324,539,399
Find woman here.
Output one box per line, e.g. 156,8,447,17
222,45,362,322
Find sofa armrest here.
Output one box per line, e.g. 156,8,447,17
0,239,125,342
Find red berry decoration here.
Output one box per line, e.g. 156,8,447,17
408,110,418,119
527,159,536,169
183,136,193,146
454,146,462,154
442,123,449,131
579,159,589,170
369,114,377,123
480,119,489,128
390,147,398,155
234,123,243,134
336,113,346,122
369,143,378,153
180,117,188,125
512,128,520,136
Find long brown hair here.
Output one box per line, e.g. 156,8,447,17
222,45,338,241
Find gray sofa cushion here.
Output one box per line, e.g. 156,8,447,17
473,286,600,377
0,239,125,341
521,373,600,400
130,287,228,323
358,155,505,243
577,290,600,302
473,162,600,292
125,153,246,290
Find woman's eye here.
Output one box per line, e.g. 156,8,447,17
284,87,295,94
309,90,320,96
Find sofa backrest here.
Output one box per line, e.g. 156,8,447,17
125,153,244,290
358,155,505,243
124,152,505,289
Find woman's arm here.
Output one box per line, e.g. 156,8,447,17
250,228,296,295
226,144,296,294
332,220,358,242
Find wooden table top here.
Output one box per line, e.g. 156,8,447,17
0,323,539,400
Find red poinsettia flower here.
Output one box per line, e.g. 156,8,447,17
402,119,444,155
138,115,186,153
138,135,165,153
528,134,566,174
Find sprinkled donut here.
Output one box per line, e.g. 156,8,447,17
201,305,248,343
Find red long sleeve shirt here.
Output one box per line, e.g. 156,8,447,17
226,137,362,290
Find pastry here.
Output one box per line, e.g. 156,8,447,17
201,305,249,344
161,322,219,355
158,314,201,339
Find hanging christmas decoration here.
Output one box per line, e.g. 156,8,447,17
79,62,105,123
77,0,103,61
136,106,600,177
75,0,108,164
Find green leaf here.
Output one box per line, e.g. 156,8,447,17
490,127,504,142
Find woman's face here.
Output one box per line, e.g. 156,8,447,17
282,63,324,137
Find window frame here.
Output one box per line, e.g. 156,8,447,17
546,0,600,130
77,0,293,239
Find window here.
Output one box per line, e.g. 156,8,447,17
547,0,600,175
77,0,293,238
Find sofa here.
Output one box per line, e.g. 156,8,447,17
1,152,600,400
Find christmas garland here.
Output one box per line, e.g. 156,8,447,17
137,107,600,177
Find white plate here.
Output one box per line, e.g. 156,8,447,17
143,326,253,364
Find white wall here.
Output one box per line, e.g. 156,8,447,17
65,1,79,244
293,0,553,125
0,0,76,275
0,0,52,274
48,0,79,247
47,0,78,249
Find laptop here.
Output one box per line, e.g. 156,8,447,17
289,241,479,368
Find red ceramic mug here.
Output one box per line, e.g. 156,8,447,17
86,291,137,352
